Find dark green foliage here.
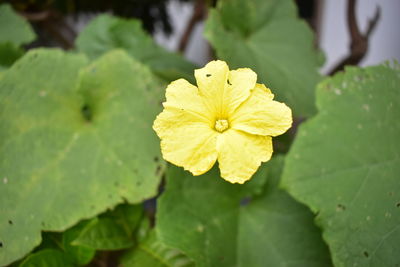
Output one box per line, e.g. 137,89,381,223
156,158,332,267
0,4,35,69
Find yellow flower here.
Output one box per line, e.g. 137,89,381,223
153,60,292,184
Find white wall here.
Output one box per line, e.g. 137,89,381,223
154,0,209,65
319,0,400,74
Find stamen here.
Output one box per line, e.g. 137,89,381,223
215,119,229,132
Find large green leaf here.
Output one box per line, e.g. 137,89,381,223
0,49,164,265
157,158,332,267
76,14,196,83
281,64,400,266
121,231,195,267
0,4,35,45
205,0,322,117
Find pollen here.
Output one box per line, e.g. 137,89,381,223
215,119,229,132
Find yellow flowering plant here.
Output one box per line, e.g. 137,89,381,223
153,60,292,183
1,1,397,266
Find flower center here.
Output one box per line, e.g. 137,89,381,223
215,119,229,132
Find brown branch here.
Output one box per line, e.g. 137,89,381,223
366,7,381,36
19,8,76,49
328,0,380,75
40,19,74,49
178,0,206,53
19,10,51,21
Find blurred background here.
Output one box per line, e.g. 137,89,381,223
1,0,400,74
156,0,400,74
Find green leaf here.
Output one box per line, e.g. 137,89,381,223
156,157,332,267
281,64,400,266
0,4,35,45
205,0,322,117
33,232,63,252
0,4,36,69
62,221,96,265
76,14,197,83
73,217,134,250
0,49,164,265
19,249,74,267
111,204,144,234
72,204,143,250
0,43,24,70
121,231,195,267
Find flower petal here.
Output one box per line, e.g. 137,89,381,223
194,60,229,116
231,84,292,136
163,78,212,124
216,129,272,184
225,68,257,116
194,61,257,118
153,108,218,175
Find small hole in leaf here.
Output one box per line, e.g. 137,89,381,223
155,165,162,176
0,242,3,248
325,84,332,91
396,202,400,207
336,204,346,211
240,197,251,206
81,104,92,122
8,220,12,225
206,74,211,77
363,251,369,258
